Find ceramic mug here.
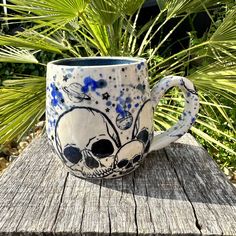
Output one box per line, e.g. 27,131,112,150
46,57,199,179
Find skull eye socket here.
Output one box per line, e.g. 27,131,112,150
133,154,141,163
117,159,129,168
85,155,100,169
91,139,114,158
137,129,149,145
63,145,82,164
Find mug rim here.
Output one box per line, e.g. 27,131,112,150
47,56,146,68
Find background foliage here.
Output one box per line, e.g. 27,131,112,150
0,0,235,170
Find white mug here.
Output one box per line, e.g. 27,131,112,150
46,57,199,179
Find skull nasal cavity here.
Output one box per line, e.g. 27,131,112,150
137,129,149,144
91,139,114,158
63,146,82,164
85,155,99,169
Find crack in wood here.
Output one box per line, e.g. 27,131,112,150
107,190,112,236
52,171,69,230
98,179,102,210
132,173,139,236
119,177,124,204
79,195,86,236
164,149,202,235
144,181,156,234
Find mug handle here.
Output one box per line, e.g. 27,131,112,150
149,75,199,152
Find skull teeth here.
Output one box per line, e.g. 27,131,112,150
85,167,113,178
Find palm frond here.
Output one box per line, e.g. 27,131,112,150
154,102,236,155
0,46,38,64
2,0,89,22
0,34,64,54
162,0,227,18
0,76,45,144
208,7,236,60
120,0,145,15
190,59,236,96
86,0,120,25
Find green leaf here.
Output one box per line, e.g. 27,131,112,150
163,0,226,18
86,0,120,25
0,46,38,64
2,0,90,22
0,34,64,54
0,76,45,144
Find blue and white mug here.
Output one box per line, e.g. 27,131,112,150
46,57,199,179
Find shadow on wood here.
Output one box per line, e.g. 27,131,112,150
86,143,236,206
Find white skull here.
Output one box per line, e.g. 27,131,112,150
114,140,144,175
55,107,121,178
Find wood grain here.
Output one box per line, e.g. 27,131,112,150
0,134,235,236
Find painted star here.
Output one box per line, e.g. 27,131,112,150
63,75,69,82
105,108,110,113
102,92,110,100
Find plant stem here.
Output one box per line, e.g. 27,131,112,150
128,7,140,53
118,17,124,54
138,10,165,56
122,15,132,55
148,15,188,63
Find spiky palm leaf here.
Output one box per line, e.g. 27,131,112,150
0,76,45,144
0,46,38,63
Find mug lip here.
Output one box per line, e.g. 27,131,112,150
47,56,146,68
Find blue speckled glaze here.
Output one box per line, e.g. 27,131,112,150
81,76,107,93
50,83,64,107
46,57,199,179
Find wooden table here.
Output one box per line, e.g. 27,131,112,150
0,134,236,235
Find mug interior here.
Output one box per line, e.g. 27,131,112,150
50,57,143,67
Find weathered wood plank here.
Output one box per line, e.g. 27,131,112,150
0,134,235,236
165,135,236,236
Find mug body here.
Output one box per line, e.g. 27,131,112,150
46,57,153,179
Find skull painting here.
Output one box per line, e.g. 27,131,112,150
55,100,153,179
55,107,121,178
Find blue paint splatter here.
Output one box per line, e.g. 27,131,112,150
191,117,196,123
116,104,126,118
137,64,141,70
49,119,56,127
135,103,139,108
118,97,125,105
50,83,63,107
128,104,132,109
81,76,107,93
